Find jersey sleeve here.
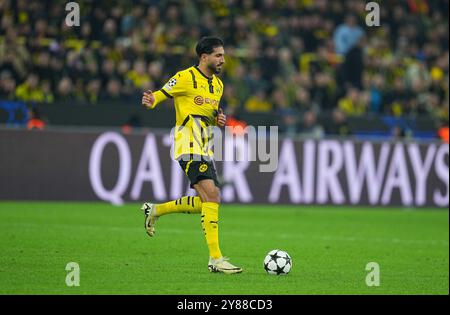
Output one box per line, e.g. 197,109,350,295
149,71,190,109
160,71,190,98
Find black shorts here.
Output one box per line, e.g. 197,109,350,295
178,156,219,189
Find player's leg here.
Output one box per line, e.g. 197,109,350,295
155,196,202,215
140,159,204,237
154,158,203,215
141,196,202,237
193,179,222,259
194,179,242,274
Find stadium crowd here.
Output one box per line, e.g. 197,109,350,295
0,0,448,137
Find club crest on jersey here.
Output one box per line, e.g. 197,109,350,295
199,164,208,172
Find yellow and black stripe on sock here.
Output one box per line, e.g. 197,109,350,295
155,196,202,216
201,202,222,259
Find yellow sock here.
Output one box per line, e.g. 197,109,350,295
155,196,202,216
201,202,222,259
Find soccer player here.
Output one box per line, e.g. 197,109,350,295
140,37,242,274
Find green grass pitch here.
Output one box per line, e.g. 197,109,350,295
0,202,448,294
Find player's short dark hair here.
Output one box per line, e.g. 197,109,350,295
195,37,224,57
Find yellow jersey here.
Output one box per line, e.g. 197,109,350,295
150,65,224,160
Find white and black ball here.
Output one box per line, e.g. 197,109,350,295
263,249,292,275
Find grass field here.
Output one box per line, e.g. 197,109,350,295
0,202,448,295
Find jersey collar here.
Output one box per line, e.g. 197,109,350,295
194,66,213,81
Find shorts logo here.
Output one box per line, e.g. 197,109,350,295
194,96,204,105
199,164,208,172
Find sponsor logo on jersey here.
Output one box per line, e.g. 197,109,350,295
194,96,219,106
194,96,204,105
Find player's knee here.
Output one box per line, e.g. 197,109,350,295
204,195,220,204
204,189,221,204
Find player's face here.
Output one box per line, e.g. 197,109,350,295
206,46,225,74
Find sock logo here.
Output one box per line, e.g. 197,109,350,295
199,164,208,172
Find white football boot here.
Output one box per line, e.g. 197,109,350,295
208,257,243,274
141,203,158,237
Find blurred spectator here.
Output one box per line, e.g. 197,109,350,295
338,35,365,89
294,86,313,112
41,80,54,103
391,125,408,140
225,106,247,136
437,119,449,143
325,108,352,136
0,28,29,79
221,85,240,111
0,70,16,99
244,67,269,95
86,79,101,104
244,88,272,113
311,71,335,110
122,113,142,134
102,79,123,100
338,86,367,116
126,59,152,90
56,77,74,101
0,0,447,138
278,47,296,78
274,88,298,136
333,14,365,56
27,106,46,130
368,74,384,114
299,111,324,139
15,74,45,103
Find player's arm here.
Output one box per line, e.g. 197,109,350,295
141,90,168,109
217,108,227,127
216,78,226,127
142,72,187,109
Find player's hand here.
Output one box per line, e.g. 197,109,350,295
217,108,227,127
142,90,155,109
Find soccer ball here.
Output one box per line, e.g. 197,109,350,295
263,249,292,275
